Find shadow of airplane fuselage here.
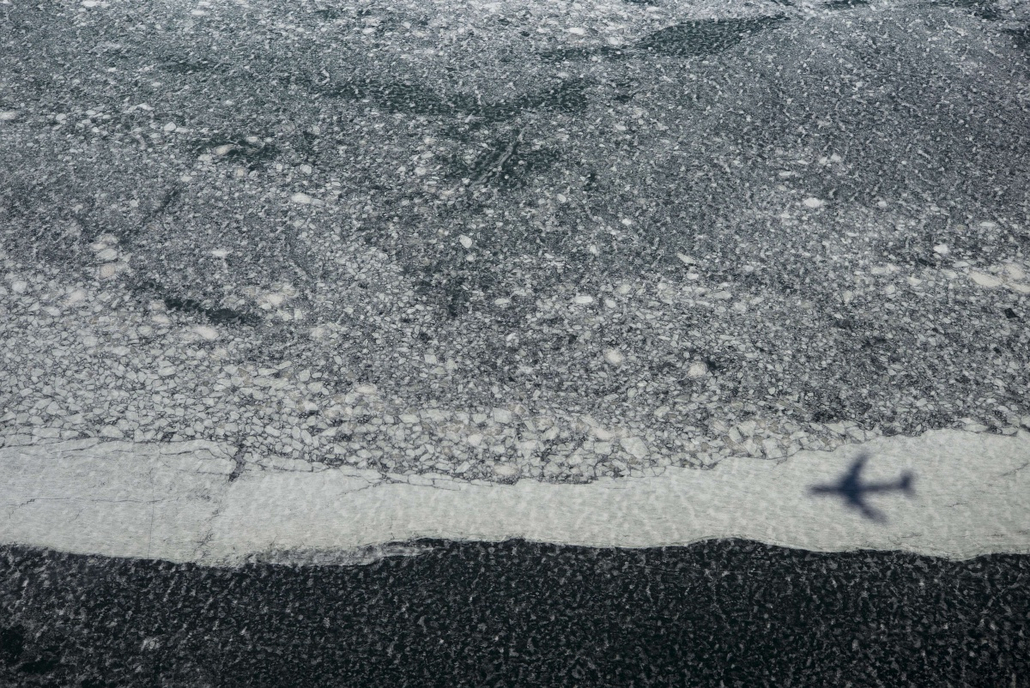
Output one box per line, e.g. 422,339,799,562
809,453,914,523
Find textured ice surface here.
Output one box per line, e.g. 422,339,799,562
3,429,1028,564
1,0,1029,562
2,2,1030,683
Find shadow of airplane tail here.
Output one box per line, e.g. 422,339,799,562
899,472,914,495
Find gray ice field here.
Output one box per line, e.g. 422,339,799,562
2,0,1030,563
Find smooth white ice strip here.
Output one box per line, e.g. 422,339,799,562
2,429,1028,566
0,438,233,562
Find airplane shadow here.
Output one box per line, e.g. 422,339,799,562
809,452,915,523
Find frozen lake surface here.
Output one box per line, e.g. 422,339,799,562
1,0,1029,683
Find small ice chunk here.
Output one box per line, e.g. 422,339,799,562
1003,263,1025,280
262,293,285,307
686,361,708,379
194,325,219,341
969,271,1002,288
620,436,649,460
493,463,518,477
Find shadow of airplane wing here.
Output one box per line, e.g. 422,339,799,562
851,497,887,523
842,452,870,487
